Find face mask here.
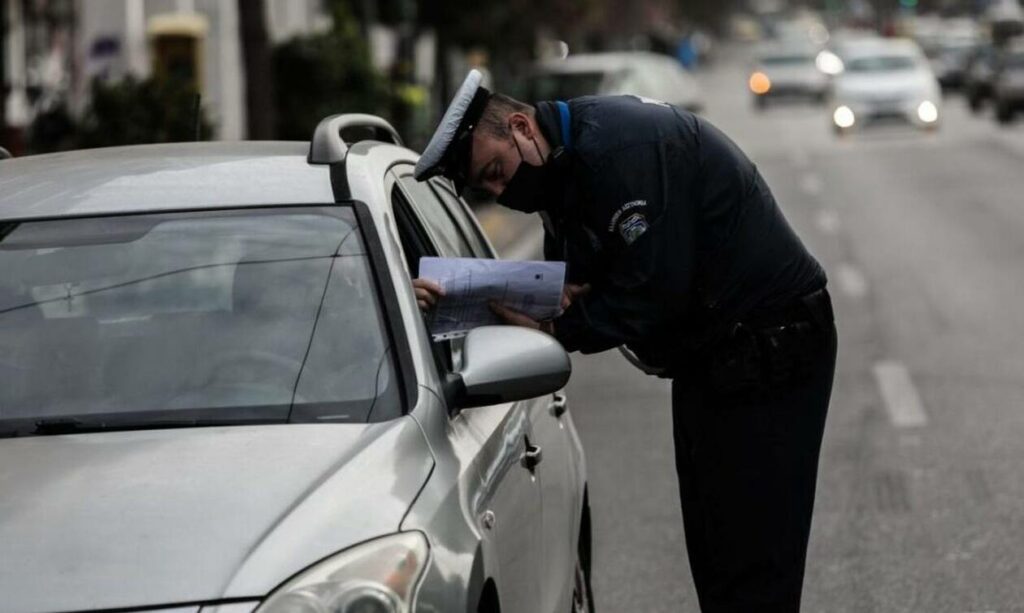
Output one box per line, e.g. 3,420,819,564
496,125,559,214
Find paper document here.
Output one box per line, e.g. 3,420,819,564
419,257,566,340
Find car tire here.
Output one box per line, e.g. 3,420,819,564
571,497,596,613
996,101,1014,124
754,96,767,111
968,92,983,114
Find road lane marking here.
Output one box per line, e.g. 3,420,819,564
800,173,823,197
873,360,929,428
835,263,868,298
815,209,841,234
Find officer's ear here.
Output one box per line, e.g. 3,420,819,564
507,112,533,139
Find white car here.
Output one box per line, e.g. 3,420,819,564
748,43,829,109
829,38,942,135
528,51,704,112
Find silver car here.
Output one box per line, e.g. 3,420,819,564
0,115,592,613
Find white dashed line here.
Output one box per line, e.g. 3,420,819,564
873,360,929,428
800,173,823,197
835,263,868,298
815,209,841,235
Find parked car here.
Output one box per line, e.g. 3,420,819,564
993,41,1024,122
829,38,942,135
965,42,999,112
748,42,829,109
0,115,592,613
528,51,704,112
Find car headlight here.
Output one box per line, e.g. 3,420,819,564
833,105,856,128
816,50,844,76
257,532,429,613
917,100,939,123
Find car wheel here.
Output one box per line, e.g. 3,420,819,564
968,93,983,114
754,96,767,111
571,498,595,613
996,102,1014,124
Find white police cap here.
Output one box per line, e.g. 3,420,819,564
414,69,492,190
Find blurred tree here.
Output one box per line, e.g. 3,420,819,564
238,0,275,139
76,76,212,148
272,0,393,140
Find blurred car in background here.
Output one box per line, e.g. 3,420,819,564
829,38,942,135
528,51,704,112
993,41,1024,123
926,36,983,90
748,42,829,109
965,42,999,112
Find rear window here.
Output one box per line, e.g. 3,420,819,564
845,54,918,72
0,206,400,436
762,55,815,66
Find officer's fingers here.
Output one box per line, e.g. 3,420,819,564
412,278,445,296
414,287,438,307
567,283,592,297
417,298,430,311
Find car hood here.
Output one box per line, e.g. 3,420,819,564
0,419,433,613
763,65,826,86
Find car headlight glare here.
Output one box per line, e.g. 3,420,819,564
816,50,844,75
917,100,939,123
833,105,856,128
257,532,429,613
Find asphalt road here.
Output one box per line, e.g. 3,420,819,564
481,45,1024,612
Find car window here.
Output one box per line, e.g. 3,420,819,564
845,54,918,72
428,178,494,258
396,174,476,258
0,206,400,436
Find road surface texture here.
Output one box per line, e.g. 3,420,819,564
479,44,1024,612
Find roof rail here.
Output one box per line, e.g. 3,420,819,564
308,114,404,165
0,146,12,160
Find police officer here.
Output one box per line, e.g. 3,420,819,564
414,70,837,613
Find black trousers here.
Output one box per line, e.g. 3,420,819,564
671,321,837,613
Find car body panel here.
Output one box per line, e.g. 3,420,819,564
0,421,432,612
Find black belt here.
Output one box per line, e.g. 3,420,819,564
742,287,834,332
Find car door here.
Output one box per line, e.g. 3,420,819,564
388,167,546,613
429,177,580,613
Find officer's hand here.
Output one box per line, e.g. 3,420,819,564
489,302,554,335
561,283,592,310
412,278,445,311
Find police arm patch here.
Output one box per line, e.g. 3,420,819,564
618,212,649,246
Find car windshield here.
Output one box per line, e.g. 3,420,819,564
529,71,611,99
0,206,400,436
845,54,918,72
762,54,815,66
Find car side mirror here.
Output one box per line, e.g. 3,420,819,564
444,326,571,412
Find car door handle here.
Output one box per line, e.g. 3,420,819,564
549,392,568,418
522,436,543,472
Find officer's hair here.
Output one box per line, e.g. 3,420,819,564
478,94,534,139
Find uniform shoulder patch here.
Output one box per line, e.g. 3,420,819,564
607,199,648,232
618,212,649,246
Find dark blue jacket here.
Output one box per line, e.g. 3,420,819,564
534,95,826,368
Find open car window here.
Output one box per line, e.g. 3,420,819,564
0,206,401,436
